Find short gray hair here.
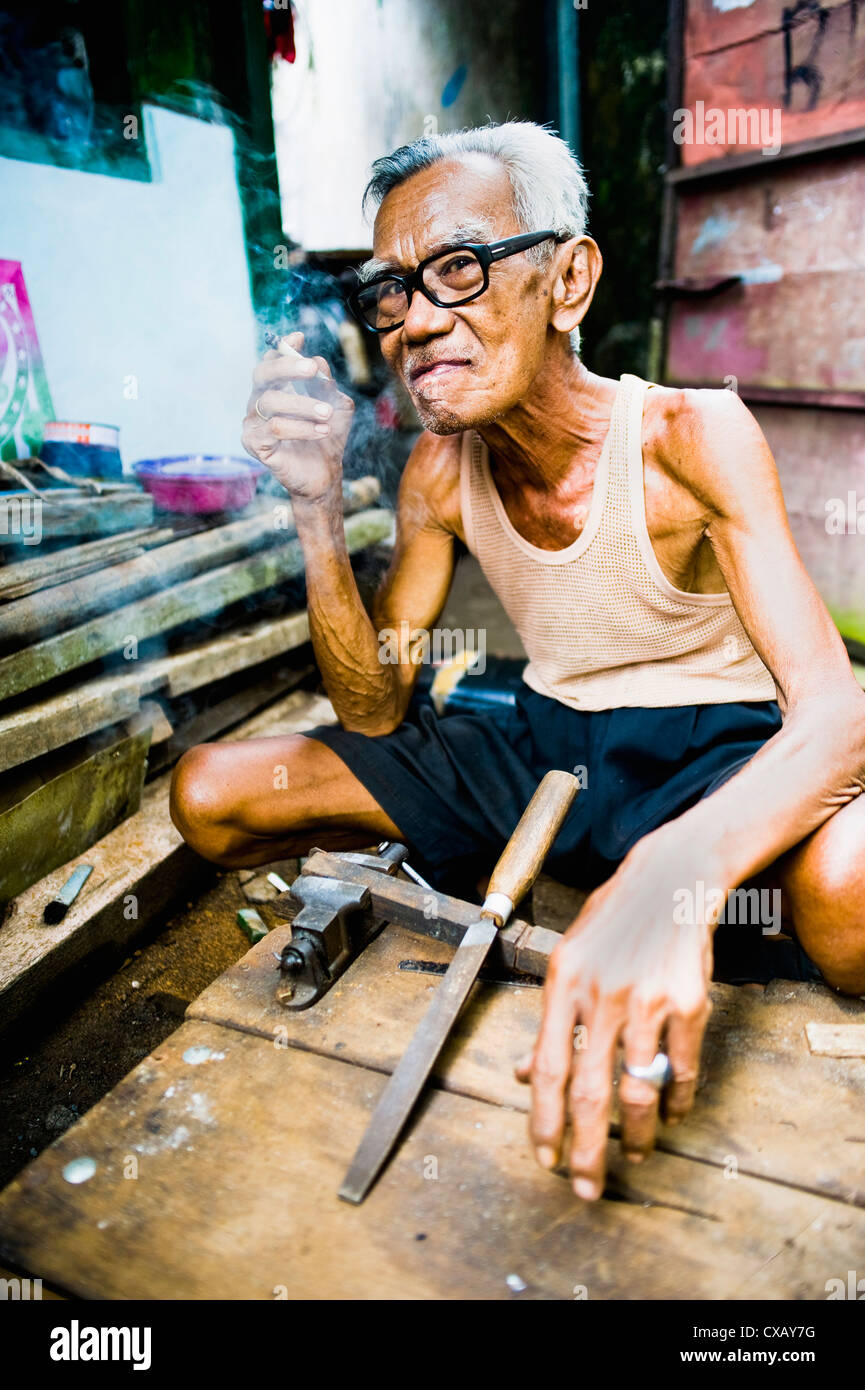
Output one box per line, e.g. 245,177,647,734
361,121,591,354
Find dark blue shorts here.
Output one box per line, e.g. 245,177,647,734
300,683,821,984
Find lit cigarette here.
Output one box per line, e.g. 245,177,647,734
263,330,329,382
44,864,94,924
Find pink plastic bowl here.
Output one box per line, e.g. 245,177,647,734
133,456,264,514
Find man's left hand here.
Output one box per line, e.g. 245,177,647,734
516,835,716,1200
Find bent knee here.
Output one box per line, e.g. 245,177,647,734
169,743,247,865
802,929,865,997
169,735,317,865
797,911,865,994
784,812,865,994
789,888,865,995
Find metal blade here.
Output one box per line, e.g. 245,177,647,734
339,918,498,1204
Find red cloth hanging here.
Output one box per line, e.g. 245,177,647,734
263,0,296,64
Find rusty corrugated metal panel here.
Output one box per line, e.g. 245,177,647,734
682,0,865,167
666,150,865,392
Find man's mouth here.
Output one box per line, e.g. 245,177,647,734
408,358,471,387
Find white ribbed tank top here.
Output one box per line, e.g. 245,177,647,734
459,372,777,710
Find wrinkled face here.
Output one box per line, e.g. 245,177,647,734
370,154,556,433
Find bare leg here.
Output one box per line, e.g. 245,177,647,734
770,796,865,995
169,734,406,868
171,734,865,993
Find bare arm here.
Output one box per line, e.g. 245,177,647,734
522,385,865,1203
295,431,462,734
652,385,865,879
242,333,462,734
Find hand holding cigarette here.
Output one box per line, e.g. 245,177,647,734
242,329,354,503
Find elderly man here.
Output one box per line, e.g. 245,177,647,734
170,122,865,1203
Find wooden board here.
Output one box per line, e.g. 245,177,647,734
224,688,335,742
0,508,390,701
0,490,155,543
806,1022,865,1057
0,477,381,642
0,513,294,646
0,769,206,1029
0,675,141,775
668,154,865,394
189,919,865,1206
0,610,311,775
0,726,151,907
665,270,865,393
0,527,177,601
686,0,849,58
750,402,865,645
0,689,335,1032
143,665,314,779
139,611,311,699
682,0,865,166
0,1017,863,1300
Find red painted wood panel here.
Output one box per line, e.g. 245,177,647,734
665,151,865,392
673,5,865,638
755,402,865,640
680,0,865,165
686,0,849,59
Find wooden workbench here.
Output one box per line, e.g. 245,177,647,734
0,917,863,1299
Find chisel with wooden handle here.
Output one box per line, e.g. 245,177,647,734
339,768,580,1204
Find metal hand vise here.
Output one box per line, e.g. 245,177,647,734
271,842,559,1010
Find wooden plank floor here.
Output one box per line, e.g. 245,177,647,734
0,915,864,1299
188,922,865,1205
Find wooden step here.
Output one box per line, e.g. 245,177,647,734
0,689,336,1032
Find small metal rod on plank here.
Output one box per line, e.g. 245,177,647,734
43,864,94,924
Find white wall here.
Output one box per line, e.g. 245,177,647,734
0,105,257,468
273,0,531,252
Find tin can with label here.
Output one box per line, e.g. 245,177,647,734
41,421,123,479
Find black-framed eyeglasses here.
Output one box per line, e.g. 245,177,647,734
349,229,560,333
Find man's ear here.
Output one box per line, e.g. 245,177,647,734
549,237,603,335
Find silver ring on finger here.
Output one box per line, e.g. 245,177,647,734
255,397,270,422
623,1051,674,1090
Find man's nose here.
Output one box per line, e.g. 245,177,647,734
401,287,454,341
